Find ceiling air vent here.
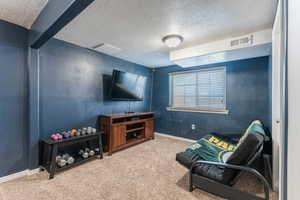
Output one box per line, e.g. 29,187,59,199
92,43,122,55
230,35,253,49
230,39,240,47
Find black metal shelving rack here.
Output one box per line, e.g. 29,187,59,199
41,132,103,179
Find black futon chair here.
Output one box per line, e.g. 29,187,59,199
176,131,270,200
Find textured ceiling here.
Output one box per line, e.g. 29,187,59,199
0,0,48,28
55,0,277,67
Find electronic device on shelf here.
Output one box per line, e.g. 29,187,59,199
125,111,135,114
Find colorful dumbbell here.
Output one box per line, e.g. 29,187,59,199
61,131,69,138
57,134,63,140
51,133,63,141
66,129,76,137
76,129,81,136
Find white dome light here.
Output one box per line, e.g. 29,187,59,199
162,35,184,48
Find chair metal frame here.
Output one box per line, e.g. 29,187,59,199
189,139,270,200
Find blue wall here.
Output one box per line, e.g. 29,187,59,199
0,19,153,176
152,56,271,140
39,38,153,139
0,21,29,176
0,18,271,177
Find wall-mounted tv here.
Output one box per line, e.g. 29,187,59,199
110,69,147,101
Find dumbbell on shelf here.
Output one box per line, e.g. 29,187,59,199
51,133,63,141
78,148,98,159
56,154,75,167
50,127,97,141
89,150,95,157
56,155,67,167
76,129,82,136
79,149,89,159
87,127,97,134
82,128,87,135
62,131,71,139
62,153,75,165
86,127,91,134
70,129,77,137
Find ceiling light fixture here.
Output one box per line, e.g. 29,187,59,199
162,34,184,48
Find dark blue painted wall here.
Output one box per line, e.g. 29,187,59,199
39,38,153,139
152,56,271,140
0,19,153,175
0,20,29,176
0,18,271,177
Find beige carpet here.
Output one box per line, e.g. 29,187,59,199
0,135,278,200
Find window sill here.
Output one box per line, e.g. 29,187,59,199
166,107,229,114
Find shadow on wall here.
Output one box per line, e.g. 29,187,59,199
102,74,112,102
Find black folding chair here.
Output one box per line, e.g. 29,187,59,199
176,132,270,200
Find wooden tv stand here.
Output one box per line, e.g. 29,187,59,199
100,112,154,155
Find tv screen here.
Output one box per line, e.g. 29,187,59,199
110,70,147,101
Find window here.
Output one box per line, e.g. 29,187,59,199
169,67,227,113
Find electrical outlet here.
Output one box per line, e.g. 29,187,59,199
191,124,196,130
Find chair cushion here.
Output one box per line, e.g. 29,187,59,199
226,132,264,165
176,151,224,182
176,150,202,169
176,150,231,184
193,163,226,183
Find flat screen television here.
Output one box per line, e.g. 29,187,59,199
110,69,147,101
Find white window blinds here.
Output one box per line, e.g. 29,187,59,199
170,67,226,111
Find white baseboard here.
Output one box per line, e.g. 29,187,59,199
27,168,41,176
0,168,40,184
155,132,196,143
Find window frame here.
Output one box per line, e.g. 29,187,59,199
168,67,229,114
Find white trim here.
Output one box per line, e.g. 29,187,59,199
272,0,284,193
0,168,40,184
166,107,229,114
27,168,41,176
0,170,28,184
169,66,226,75
155,132,196,143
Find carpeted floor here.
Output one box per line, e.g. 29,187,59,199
0,135,278,200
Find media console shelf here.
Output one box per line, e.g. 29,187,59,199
100,112,154,155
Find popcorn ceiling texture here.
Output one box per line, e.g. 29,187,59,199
0,0,48,28
0,135,278,200
55,0,277,67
